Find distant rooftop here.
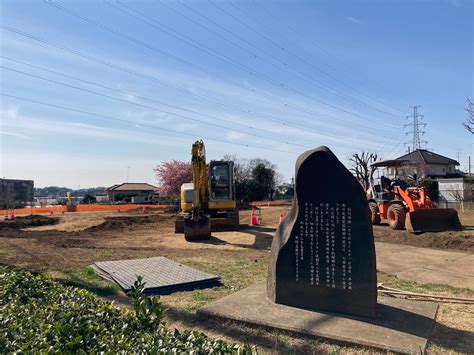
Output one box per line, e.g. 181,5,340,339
395,149,459,165
106,183,157,191
372,149,459,167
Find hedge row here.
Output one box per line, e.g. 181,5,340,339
0,266,255,353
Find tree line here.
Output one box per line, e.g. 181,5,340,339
154,155,293,202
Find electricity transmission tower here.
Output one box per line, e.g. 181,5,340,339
404,105,427,152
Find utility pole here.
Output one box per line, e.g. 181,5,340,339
404,105,427,152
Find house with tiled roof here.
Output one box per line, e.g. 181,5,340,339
106,183,158,203
374,149,460,180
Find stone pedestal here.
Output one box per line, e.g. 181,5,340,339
198,282,438,354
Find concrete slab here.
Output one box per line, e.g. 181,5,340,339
428,254,474,276
375,242,474,289
375,242,417,254
198,282,438,354
397,267,474,289
378,251,458,273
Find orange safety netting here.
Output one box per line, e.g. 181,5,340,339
250,200,292,207
0,204,176,216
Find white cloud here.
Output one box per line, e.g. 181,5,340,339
0,108,187,148
346,16,363,25
226,131,249,141
0,131,31,139
69,122,104,130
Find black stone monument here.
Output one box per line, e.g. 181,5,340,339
267,146,377,318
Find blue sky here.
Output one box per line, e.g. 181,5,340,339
1,0,472,188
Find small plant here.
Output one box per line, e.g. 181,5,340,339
128,275,165,329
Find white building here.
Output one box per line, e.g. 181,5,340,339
438,178,473,202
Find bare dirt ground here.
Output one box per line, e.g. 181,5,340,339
0,207,473,353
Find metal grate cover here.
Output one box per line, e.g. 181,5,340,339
91,257,220,295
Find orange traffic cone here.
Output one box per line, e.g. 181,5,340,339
250,208,258,226
279,213,285,224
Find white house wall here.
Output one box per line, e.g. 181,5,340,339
438,178,464,202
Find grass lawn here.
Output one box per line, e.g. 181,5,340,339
46,254,473,354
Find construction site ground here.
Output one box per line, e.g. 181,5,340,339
1,205,473,353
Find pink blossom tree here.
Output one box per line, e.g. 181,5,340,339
154,160,192,196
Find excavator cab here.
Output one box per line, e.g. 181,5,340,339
207,161,239,231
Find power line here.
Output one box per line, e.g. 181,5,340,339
1,65,319,150
225,0,407,114
386,137,407,159
3,56,392,149
0,55,309,147
176,0,402,125
0,25,399,144
251,0,409,113
114,0,400,120
210,0,406,117
44,0,400,130
0,93,303,155
3,55,394,149
1,63,393,151
0,25,343,134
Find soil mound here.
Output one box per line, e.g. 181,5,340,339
0,215,60,229
374,230,474,252
86,214,172,232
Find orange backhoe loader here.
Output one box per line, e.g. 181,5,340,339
368,165,462,233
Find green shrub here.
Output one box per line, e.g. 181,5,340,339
418,178,439,202
0,266,256,353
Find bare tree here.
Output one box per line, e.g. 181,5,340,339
449,185,465,213
349,152,378,191
463,97,474,134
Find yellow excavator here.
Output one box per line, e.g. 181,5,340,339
175,140,239,241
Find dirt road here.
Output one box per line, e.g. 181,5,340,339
0,206,472,272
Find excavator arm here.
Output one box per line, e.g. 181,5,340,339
190,140,208,216
184,140,212,240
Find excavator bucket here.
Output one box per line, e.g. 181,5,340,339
184,214,211,241
405,208,462,233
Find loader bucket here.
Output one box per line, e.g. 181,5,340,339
184,214,211,241
405,208,462,233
